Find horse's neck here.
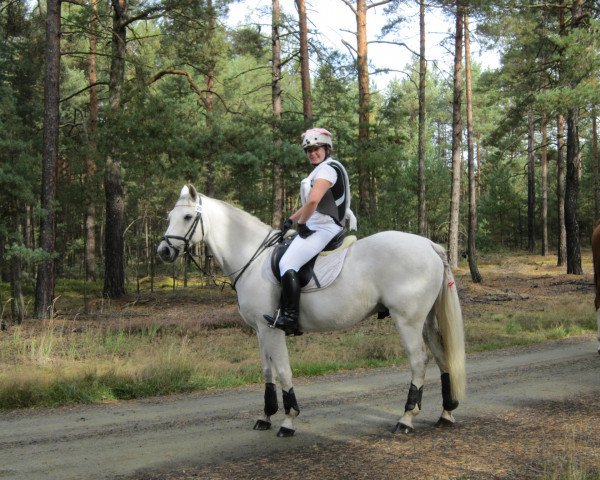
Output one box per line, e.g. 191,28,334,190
203,197,272,277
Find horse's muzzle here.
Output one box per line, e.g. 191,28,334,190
157,240,179,263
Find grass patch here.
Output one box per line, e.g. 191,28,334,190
0,364,199,409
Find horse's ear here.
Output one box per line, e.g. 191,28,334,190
180,185,189,198
188,184,197,200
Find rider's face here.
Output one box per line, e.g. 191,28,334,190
305,146,326,165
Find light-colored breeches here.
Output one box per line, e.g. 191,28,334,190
279,222,343,276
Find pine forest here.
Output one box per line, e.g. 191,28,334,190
1,0,599,319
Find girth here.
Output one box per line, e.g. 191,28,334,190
270,230,346,288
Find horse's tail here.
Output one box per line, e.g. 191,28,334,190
431,242,466,402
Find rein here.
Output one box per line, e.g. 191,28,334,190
164,196,284,290
230,229,284,290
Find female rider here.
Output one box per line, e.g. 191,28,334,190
264,128,356,335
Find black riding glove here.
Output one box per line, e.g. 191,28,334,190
281,217,293,233
297,223,315,238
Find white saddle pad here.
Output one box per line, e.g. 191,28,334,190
263,237,355,291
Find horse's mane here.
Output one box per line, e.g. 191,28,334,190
209,196,271,232
179,184,271,232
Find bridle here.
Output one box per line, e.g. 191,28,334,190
163,197,205,267
163,195,285,290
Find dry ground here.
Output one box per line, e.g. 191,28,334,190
133,393,600,480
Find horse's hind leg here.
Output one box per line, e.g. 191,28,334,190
392,315,429,434
423,310,459,427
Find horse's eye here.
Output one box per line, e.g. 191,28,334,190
184,214,193,221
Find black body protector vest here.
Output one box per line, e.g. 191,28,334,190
315,159,348,227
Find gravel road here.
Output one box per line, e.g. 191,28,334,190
0,336,598,480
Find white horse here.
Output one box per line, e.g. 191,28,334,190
158,185,466,437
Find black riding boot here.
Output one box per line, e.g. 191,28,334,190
264,270,302,336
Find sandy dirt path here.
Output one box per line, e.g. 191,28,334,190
0,336,598,480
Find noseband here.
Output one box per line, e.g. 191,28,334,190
163,198,205,260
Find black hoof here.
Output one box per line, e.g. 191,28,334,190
277,426,295,437
253,419,272,430
392,422,414,434
434,417,455,428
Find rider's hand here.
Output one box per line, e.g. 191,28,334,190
297,223,315,238
281,217,293,233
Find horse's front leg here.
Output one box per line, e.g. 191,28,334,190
253,382,280,431
255,325,300,437
253,331,278,431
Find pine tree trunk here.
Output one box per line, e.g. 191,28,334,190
10,211,25,324
464,13,481,283
295,0,312,125
565,0,583,275
103,0,127,298
565,108,582,274
417,0,427,237
85,203,96,281
557,113,567,266
592,109,599,222
476,135,482,198
541,112,548,256
448,1,464,269
10,256,24,324
104,154,126,296
204,0,216,198
527,109,535,253
35,0,60,318
85,0,98,281
556,1,567,267
202,0,217,273
356,0,371,220
271,0,284,228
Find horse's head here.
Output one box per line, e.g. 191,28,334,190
157,184,205,263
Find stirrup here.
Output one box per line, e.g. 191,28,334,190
263,311,302,336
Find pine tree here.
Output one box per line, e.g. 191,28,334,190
35,0,61,318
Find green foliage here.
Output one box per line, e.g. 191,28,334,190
478,153,525,249
229,26,268,59
2,0,600,299
4,244,52,269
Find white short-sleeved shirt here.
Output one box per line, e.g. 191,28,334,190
300,162,339,226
